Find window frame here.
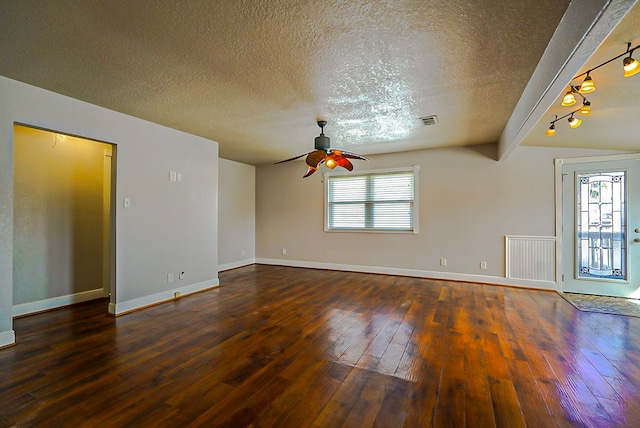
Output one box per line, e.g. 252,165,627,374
324,166,419,234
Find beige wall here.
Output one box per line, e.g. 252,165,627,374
256,144,623,285
13,125,110,305
218,158,255,270
1,75,219,346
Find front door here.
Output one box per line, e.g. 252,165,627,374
561,156,640,297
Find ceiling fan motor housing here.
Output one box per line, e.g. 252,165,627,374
315,134,330,150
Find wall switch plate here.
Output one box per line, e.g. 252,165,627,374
169,171,177,181
480,261,487,270
123,198,131,208
168,273,174,282
440,258,447,266
282,248,287,255
177,172,182,181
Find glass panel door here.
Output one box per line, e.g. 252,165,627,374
562,158,640,297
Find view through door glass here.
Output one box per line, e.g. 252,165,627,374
562,158,640,297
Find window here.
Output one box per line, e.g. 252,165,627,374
325,166,418,232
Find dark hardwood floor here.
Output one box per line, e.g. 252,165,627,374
2,264,640,427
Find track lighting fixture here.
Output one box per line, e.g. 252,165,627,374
546,41,639,135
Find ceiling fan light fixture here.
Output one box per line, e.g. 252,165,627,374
578,73,595,93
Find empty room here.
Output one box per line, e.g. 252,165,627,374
1,1,640,426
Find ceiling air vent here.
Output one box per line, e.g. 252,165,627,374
420,115,438,126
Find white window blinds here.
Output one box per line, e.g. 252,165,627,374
326,168,417,232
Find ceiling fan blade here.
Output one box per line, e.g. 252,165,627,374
334,156,353,171
305,149,328,168
333,149,368,161
303,166,318,178
275,152,310,164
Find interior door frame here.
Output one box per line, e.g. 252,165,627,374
554,152,640,293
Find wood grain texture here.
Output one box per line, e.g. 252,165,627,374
2,264,640,427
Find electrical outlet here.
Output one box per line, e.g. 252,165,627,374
179,271,185,280
282,248,287,255
440,258,447,266
168,273,174,282
480,261,487,270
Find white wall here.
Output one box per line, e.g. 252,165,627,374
0,76,219,347
218,158,256,270
256,144,624,287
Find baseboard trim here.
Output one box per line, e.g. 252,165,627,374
255,258,558,290
12,288,105,318
219,258,256,272
0,330,16,348
109,278,220,316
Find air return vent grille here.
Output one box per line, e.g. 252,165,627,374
420,115,438,126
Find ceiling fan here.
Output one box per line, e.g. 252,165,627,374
276,120,368,178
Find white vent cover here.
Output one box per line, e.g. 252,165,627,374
420,115,438,126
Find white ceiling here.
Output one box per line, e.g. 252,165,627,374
1,0,639,165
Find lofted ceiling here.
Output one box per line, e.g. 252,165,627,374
1,0,638,166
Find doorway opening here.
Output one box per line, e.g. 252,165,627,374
12,124,116,316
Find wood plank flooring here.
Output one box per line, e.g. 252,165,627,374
2,264,640,427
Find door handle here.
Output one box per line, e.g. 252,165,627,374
635,238,640,243
636,228,640,233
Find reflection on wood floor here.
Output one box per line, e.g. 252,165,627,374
2,264,640,427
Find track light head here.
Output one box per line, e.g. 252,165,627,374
561,89,577,106
578,100,591,116
623,54,640,77
545,123,556,137
568,114,582,129
578,73,595,93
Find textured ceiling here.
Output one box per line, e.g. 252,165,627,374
2,0,634,166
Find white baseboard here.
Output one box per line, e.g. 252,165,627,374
12,288,106,317
255,258,558,290
109,277,220,315
0,330,16,348
218,258,256,272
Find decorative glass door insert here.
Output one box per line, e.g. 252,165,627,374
576,171,626,281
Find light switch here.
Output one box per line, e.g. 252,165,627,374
123,198,131,208
169,171,177,181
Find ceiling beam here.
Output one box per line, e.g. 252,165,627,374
498,0,638,161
